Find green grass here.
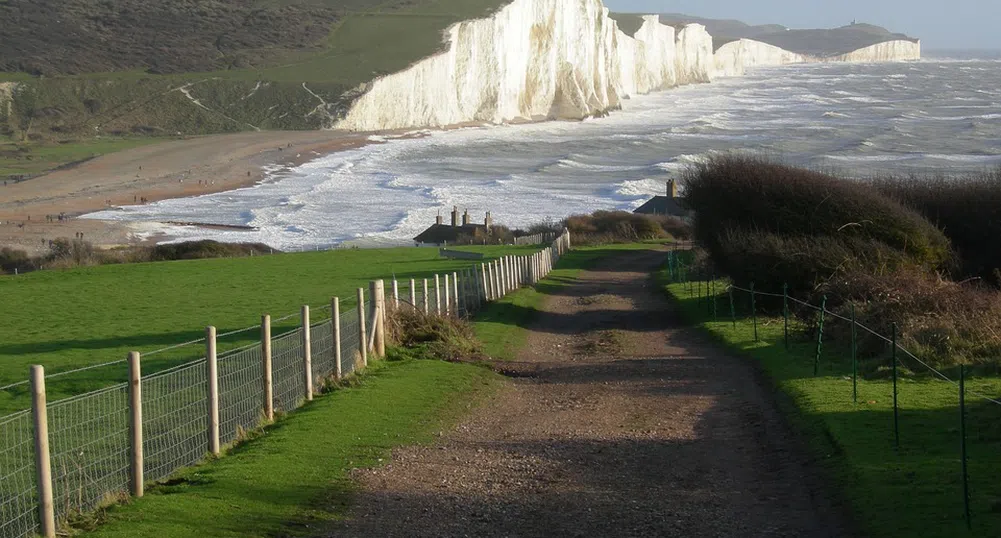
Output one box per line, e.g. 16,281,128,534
473,242,668,360
0,137,165,177
663,273,1001,538
81,358,498,537
0,245,537,415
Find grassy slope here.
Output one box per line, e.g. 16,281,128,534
84,359,498,537
663,275,1001,537
0,137,164,177
0,244,536,414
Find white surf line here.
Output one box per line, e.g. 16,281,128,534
173,81,262,132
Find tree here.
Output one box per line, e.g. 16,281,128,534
11,84,38,141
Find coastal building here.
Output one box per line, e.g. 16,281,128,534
413,207,493,246
634,180,691,220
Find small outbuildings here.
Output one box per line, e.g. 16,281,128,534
634,180,690,220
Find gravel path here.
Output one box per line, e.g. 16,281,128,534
324,248,849,537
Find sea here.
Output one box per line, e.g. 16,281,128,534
83,51,1001,250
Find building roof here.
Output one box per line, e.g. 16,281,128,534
413,223,488,244
633,196,689,217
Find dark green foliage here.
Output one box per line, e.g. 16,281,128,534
0,0,339,76
874,169,1001,286
682,156,951,293
146,240,274,261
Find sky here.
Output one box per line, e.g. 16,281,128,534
603,0,1000,50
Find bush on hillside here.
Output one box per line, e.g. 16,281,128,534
821,267,1001,369
564,210,687,245
682,156,951,292
386,306,481,362
873,168,1001,286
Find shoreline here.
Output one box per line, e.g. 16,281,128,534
0,130,380,254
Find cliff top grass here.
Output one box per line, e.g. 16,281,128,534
0,243,537,415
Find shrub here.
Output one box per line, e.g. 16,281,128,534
682,156,951,293
683,156,951,269
386,307,481,362
564,210,681,245
873,168,1001,285
821,267,1001,369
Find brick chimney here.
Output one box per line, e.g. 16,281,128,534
484,211,493,231
462,209,470,226
435,212,443,225
451,206,459,227
667,180,678,198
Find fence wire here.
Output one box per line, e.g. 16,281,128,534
218,345,264,446
143,360,208,484
271,330,305,414
0,411,37,538
47,385,130,525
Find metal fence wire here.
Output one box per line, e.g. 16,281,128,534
0,411,36,538
0,230,571,538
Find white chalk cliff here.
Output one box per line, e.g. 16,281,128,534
336,0,919,131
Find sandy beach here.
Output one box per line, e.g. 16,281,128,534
0,130,371,254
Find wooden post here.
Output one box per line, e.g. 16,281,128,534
357,288,368,367
374,280,386,357
409,278,417,310
261,314,273,421
453,271,460,316
422,278,429,314
127,352,143,498
444,273,451,316
392,279,399,309
206,326,220,456
434,274,442,315
332,298,342,381
482,263,491,300
31,365,56,538
302,305,313,400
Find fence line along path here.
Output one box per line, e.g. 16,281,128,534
0,230,571,538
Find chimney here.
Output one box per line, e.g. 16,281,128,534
462,209,470,226
484,211,493,232
667,180,678,198
435,211,443,226
451,205,459,227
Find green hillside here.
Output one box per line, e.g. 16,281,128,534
0,0,509,172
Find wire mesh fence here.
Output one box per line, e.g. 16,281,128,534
666,245,1001,531
0,411,36,538
0,230,571,538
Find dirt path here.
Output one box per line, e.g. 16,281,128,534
325,248,849,537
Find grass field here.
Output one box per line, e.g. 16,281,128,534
82,358,499,537
663,272,1001,537
0,244,536,415
0,137,166,177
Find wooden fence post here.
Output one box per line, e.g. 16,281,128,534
302,305,313,400
206,326,220,456
392,279,399,309
357,288,368,367
410,278,417,310
261,315,273,422
434,274,442,315
422,278,429,314
332,298,342,381
127,352,143,498
453,271,460,315
444,273,451,316
31,365,56,538
375,280,386,357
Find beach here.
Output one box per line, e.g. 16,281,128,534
0,130,370,254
